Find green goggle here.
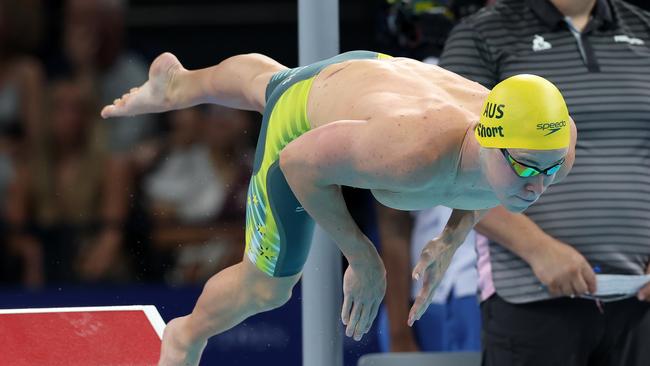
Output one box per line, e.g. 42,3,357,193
500,149,565,178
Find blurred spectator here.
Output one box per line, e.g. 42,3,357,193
0,0,46,283
5,79,132,285
0,142,17,283
61,0,154,153
139,106,253,284
0,0,45,155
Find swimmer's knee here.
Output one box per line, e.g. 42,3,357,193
243,53,287,71
254,287,292,311
246,266,300,311
250,277,296,311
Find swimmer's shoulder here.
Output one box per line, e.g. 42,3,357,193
411,102,473,167
380,103,469,179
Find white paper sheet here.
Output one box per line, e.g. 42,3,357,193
595,274,650,296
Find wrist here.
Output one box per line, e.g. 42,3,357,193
346,240,381,267
439,230,464,250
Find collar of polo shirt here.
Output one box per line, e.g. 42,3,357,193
525,0,616,31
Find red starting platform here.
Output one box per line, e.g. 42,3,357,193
0,305,165,366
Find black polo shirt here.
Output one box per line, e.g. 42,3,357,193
439,0,650,303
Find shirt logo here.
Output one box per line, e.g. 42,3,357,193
295,206,305,213
532,35,552,52
614,34,645,46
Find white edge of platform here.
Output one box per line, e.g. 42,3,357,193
0,305,167,339
142,305,167,339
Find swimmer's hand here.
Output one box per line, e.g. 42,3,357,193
101,52,184,118
341,252,386,341
408,237,458,326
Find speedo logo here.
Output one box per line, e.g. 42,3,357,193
483,102,505,119
476,123,504,138
537,120,566,136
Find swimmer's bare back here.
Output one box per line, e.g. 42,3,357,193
307,57,487,128
288,57,492,210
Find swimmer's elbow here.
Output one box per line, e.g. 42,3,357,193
280,123,368,186
278,148,293,174
279,145,326,187
279,147,303,181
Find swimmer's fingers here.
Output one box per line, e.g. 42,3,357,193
412,238,449,281
411,250,433,282
409,244,441,326
341,294,353,325
345,301,362,338
408,269,438,326
408,288,427,327
354,300,381,340
353,303,370,341
362,301,380,336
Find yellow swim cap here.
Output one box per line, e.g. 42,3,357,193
475,74,570,150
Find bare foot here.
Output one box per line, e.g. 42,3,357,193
158,316,207,366
101,52,184,118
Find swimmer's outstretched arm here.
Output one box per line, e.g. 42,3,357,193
407,209,486,325
101,52,286,118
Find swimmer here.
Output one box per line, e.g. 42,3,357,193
102,51,576,366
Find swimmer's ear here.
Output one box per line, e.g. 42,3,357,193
552,117,577,184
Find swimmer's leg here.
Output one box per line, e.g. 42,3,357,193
158,255,301,366
101,52,287,118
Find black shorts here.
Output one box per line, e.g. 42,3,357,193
481,294,650,366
